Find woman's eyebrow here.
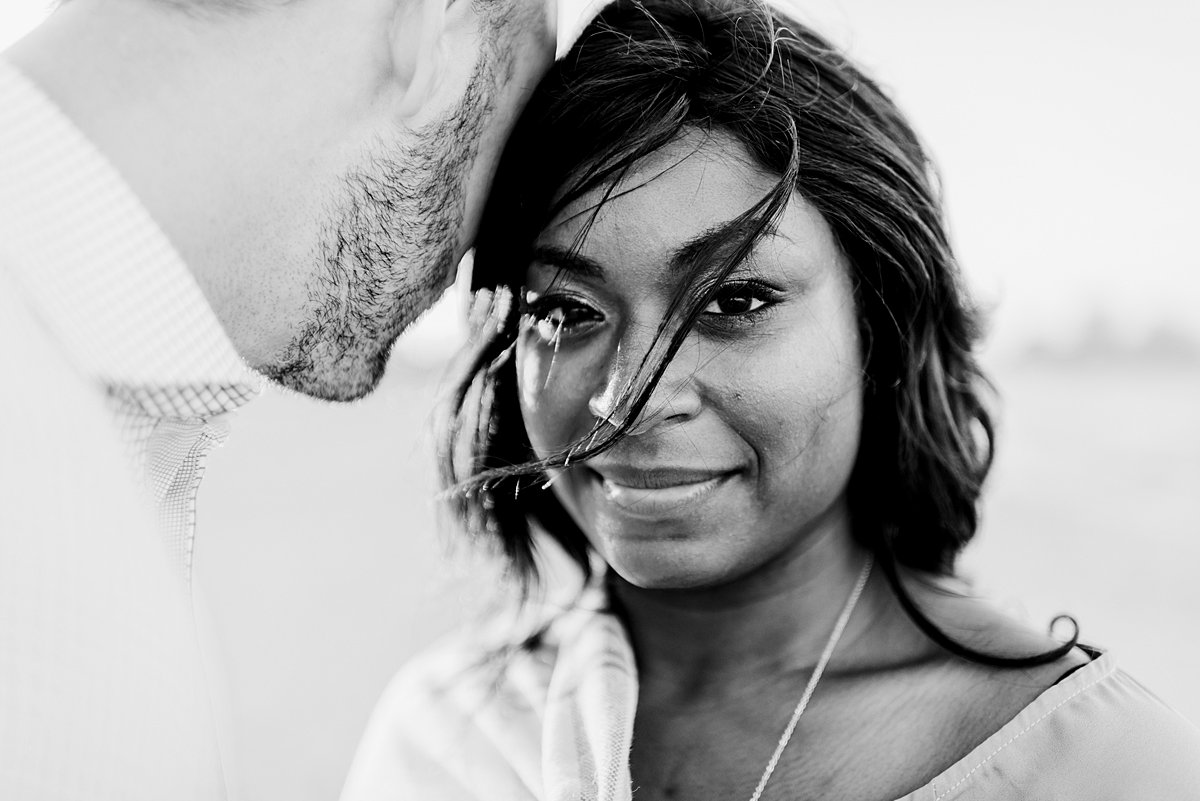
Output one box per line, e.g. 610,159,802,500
529,244,605,281
670,217,766,274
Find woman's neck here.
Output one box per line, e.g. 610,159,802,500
609,514,887,706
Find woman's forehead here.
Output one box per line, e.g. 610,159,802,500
534,130,843,279
540,129,766,242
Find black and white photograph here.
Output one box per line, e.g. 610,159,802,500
2,0,1198,799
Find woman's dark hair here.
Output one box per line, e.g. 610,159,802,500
440,0,1075,665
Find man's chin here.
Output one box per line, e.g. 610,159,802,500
260,345,391,403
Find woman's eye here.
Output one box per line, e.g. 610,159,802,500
703,282,774,316
521,293,602,344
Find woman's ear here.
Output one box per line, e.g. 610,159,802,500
393,0,450,120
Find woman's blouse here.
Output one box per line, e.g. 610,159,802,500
340,598,1200,801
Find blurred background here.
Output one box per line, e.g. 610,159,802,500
4,0,1198,799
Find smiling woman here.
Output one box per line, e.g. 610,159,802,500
340,1,1200,799
517,130,864,592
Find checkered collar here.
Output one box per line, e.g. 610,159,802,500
0,60,263,417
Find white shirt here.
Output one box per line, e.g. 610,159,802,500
342,595,1200,801
0,59,261,800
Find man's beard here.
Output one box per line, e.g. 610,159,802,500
263,60,495,401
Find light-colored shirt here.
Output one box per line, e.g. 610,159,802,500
341,594,1200,801
0,59,261,800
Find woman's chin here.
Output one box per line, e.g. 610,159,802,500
603,542,739,592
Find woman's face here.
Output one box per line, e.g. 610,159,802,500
516,131,864,590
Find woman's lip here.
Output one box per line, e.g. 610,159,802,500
591,469,735,517
589,465,738,489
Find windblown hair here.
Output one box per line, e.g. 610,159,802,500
441,0,1073,665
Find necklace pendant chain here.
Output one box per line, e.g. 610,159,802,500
746,554,874,801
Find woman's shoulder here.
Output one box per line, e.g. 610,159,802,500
1047,654,1200,787
877,580,1200,798
369,607,572,726
912,650,1200,800
341,597,626,801
339,610,567,801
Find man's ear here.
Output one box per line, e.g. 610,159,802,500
393,0,449,120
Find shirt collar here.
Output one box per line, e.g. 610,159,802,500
0,59,264,400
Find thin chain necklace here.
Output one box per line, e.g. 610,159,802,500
746,554,874,801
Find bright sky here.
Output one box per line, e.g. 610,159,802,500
781,0,1200,358
4,0,1197,360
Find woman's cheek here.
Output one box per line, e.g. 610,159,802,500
517,339,594,456
516,338,546,420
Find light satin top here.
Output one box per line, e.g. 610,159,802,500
342,600,1200,801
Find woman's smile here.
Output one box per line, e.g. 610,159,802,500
586,464,740,519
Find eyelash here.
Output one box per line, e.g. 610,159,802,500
700,280,782,325
519,278,781,345
520,291,603,345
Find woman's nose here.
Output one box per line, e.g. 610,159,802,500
587,336,702,435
